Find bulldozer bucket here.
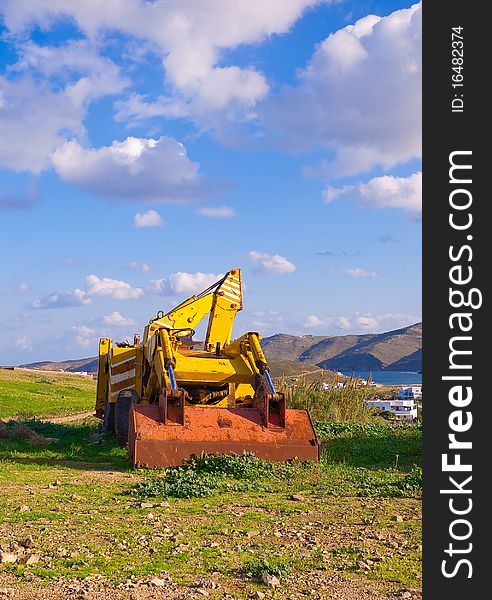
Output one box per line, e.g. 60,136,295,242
128,404,319,468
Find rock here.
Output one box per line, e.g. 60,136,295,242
391,515,403,522
26,554,41,566
196,590,209,597
401,593,412,599
290,494,304,502
197,579,217,589
261,572,280,588
149,577,168,587
19,536,34,549
146,513,155,520
252,592,266,600
246,531,260,539
140,502,154,509
0,552,18,564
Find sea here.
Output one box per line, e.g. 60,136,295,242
339,371,422,385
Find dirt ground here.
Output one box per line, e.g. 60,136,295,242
0,573,422,600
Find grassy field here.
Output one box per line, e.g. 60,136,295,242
0,369,95,418
0,370,422,599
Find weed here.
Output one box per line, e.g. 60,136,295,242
244,556,293,579
131,453,312,499
279,378,374,422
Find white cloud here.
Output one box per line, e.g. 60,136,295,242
13,39,128,105
196,206,236,218
1,0,331,129
262,3,421,175
85,275,143,300
129,260,151,272
52,137,205,201
356,315,379,329
324,172,422,215
32,288,91,309
304,315,324,327
102,311,136,326
335,267,378,279
300,312,418,334
16,335,33,351
248,251,296,275
31,274,143,308
150,272,223,296
0,39,127,173
72,325,97,348
0,76,85,172
133,210,165,229
249,309,284,329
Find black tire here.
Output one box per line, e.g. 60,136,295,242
115,389,139,446
102,398,116,433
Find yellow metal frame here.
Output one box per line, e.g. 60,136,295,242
97,268,271,409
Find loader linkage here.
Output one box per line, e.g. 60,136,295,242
96,268,319,467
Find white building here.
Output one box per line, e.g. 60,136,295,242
397,386,422,400
366,399,418,422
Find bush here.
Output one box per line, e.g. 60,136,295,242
279,379,373,423
131,452,310,499
244,556,292,579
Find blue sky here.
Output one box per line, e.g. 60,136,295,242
0,0,421,364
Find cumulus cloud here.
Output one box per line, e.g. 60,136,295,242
301,312,418,333
85,275,143,300
196,206,236,218
16,281,30,293
0,39,127,173
151,271,223,296
249,309,284,331
0,76,85,173
129,260,151,272
72,325,97,348
1,0,330,129
12,39,128,107
31,274,143,308
16,335,33,351
248,251,296,275
304,315,324,328
52,137,206,201
133,210,165,228
262,3,421,175
324,172,422,216
102,311,136,326
332,267,378,279
32,289,91,309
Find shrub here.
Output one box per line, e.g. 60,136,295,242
131,452,310,499
279,378,373,423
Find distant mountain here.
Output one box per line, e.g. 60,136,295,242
261,323,422,372
20,357,98,373
19,322,422,375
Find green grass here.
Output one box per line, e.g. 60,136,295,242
279,378,376,422
0,372,421,597
0,369,95,418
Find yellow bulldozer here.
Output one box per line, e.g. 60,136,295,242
95,268,319,467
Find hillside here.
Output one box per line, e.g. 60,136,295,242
20,357,99,373
20,322,422,374
261,323,422,372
